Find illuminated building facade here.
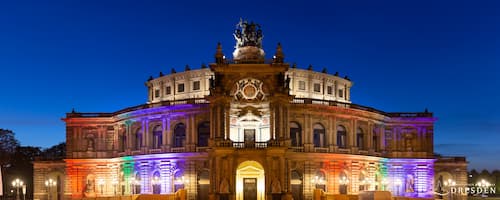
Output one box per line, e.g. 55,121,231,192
33,20,467,200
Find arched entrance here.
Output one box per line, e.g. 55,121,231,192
236,161,265,200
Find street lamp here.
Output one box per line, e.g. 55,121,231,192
12,178,24,200
394,179,402,196
22,185,26,200
44,178,56,200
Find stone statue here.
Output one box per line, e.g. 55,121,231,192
271,178,282,194
220,178,230,194
405,175,415,193
233,18,264,48
285,75,291,89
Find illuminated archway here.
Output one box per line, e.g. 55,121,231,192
236,161,265,200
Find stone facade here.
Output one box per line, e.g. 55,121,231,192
33,22,466,200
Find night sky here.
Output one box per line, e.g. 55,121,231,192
0,0,498,170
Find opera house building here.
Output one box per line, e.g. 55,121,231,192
34,21,467,200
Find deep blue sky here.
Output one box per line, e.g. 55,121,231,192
0,0,498,170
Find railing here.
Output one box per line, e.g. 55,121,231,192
196,147,210,152
232,142,268,149
66,98,209,118
338,148,350,154
290,147,304,152
222,58,277,64
314,147,329,153
149,148,162,154
358,150,369,154
171,147,186,153
131,150,142,155
290,98,433,117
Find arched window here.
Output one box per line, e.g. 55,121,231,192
356,128,364,150
174,171,185,192
337,125,347,148
134,128,142,150
86,134,95,151
291,170,303,200
359,172,367,191
132,172,141,194
339,172,349,194
314,171,326,191
152,125,162,149
173,123,186,148
313,123,326,147
119,127,126,152
290,122,302,147
198,122,210,147
197,170,210,200
152,171,161,194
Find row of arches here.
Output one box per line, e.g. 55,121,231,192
290,122,380,151
101,121,380,152
116,122,210,151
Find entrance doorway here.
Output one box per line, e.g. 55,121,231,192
236,161,265,200
243,178,257,200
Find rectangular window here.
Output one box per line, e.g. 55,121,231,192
178,83,185,93
327,86,333,95
313,83,321,92
154,89,160,98
339,89,344,98
298,81,306,90
193,81,200,91
166,86,171,95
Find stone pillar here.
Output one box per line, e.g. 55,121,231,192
270,105,275,140
379,125,385,151
141,120,147,149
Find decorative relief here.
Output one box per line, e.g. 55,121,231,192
232,78,266,101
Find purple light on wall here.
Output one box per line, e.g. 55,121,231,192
387,158,435,198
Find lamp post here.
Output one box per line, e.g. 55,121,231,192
395,179,402,196
12,178,24,200
44,178,56,200
151,176,161,194
22,185,26,200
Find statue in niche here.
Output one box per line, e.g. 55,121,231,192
271,177,282,194
404,133,414,151
86,138,95,151
435,175,444,199
405,174,415,193
83,175,96,197
220,177,230,194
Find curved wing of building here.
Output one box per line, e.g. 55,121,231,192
33,20,467,200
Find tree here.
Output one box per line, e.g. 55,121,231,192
0,129,20,166
41,142,66,160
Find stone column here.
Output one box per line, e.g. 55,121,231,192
270,104,275,140
379,125,386,151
